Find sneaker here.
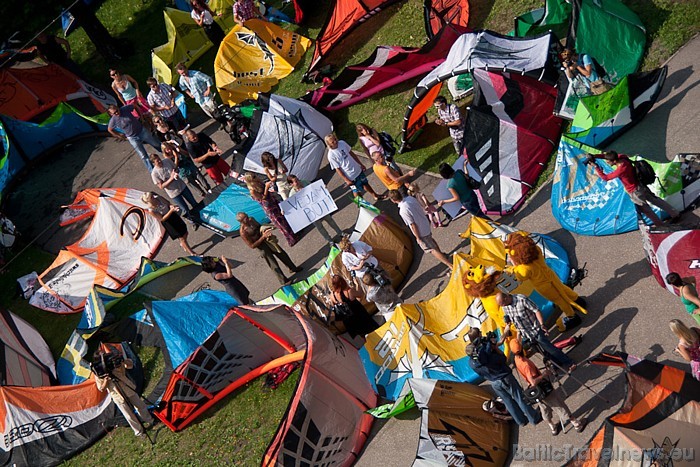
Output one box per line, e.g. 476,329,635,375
551,424,561,436
575,419,588,433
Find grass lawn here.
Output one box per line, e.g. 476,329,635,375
5,0,698,464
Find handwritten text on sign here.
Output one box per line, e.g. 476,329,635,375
280,180,338,233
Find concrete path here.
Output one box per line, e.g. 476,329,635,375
4,34,699,467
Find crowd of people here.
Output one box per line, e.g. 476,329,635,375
28,8,698,443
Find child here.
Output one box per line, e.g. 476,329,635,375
407,183,442,228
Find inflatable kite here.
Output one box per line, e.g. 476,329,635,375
30,188,165,314
236,94,333,182
552,139,700,236
303,24,468,112
400,30,559,150
565,353,700,466
215,19,311,105
151,8,235,86
424,0,470,39
199,182,269,236
641,224,700,296
362,216,580,400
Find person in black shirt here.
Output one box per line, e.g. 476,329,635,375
201,256,251,304
467,327,541,427
184,129,231,186
35,32,83,77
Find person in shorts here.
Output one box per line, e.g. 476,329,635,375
388,189,452,270
325,133,384,202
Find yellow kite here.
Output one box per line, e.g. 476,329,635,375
214,19,311,105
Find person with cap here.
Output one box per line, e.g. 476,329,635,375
467,327,541,427
509,337,587,435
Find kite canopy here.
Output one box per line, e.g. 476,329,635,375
199,182,269,236
423,0,470,39
551,139,700,236
151,8,234,85
410,379,511,465
30,188,165,314
564,68,667,146
515,0,645,84
454,69,562,215
565,353,700,466
214,19,311,105
641,224,700,296
400,30,559,149
0,378,118,467
303,24,468,112
0,309,55,387
305,0,404,77
235,94,333,181
362,217,575,400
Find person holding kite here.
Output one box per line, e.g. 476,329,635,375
504,232,587,332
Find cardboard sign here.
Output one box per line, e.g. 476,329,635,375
281,180,338,233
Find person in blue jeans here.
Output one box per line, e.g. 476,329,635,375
107,104,162,172
436,163,489,219
468,327,541,427
497,292,576,371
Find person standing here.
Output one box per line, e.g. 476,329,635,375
184,129,231,186
496,292,576,371
107,104,162,172
191,0,226,47
149,154,198,220
142,192,197,255
587,151,680,226
35,32,83,77
371,151,414,196
666,273,700,325
388,190,453,270
509,338,587,435
436,163,488,220
669,319,700,381
245,174,299,247
433,96,464,154
161,141,211,197
467,327,541,427
233,0,263,25
110,69,150,116
176,63,227,127
93,351,154,437
146,77,187,131
287,175,343,243
201,256,251,304
237,211,301,285
325,133,384,202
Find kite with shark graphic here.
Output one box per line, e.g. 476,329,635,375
214,19,311,105
361,216,579,400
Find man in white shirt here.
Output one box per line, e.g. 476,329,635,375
389,189,453,269
325,133,383,201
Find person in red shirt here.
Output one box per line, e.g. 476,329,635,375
509,338,586,435
587,150,679,226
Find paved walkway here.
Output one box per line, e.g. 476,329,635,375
4,34,699,467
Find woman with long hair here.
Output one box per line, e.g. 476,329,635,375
245,173,298,246
190,0,225,47
142,191,197,255
109,69,150,116
161,141,211,197
330,275,379,339
669,319,700,380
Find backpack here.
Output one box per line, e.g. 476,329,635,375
632,159,656,185
378,131,397,158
